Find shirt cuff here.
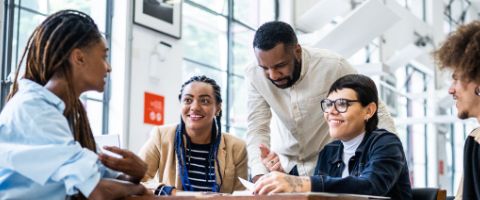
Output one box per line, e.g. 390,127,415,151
310,176,324,192
100,163,121,179
278,155,294,174
156,185,175,196
75,172,101,197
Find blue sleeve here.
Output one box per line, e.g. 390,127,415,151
310,134,407,196
0,101,105,197
155,185,175,196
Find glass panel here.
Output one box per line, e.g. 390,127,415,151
182,60,227,123
17,0,107,32
18,0,41,11
229,76,247,136
183,3,227,70
13,8,46,69
258,0,276,25
233,0,259,27
84,99,103,136
189,0,227,15
234,0,275,28
232,23,254,76
229,126,246,139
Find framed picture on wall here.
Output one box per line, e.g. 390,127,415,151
134,0,182,39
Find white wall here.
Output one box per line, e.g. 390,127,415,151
110,2,183,152
128,26,183,152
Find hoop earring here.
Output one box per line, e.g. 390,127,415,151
476,86,480,96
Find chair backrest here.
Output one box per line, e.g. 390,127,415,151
412,188,447,200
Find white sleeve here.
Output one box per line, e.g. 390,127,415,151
245,77,271,177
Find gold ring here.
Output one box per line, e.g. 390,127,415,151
270,160,275,164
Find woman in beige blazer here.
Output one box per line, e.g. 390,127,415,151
139,75,247,195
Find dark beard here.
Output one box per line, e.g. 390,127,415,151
270,59,302,89
458,111,469,119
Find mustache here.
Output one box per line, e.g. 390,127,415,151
269,77,290,82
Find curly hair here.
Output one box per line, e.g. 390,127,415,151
434,20,480,82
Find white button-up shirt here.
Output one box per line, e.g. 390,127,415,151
245,47,396,177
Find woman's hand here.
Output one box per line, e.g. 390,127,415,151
99,146,148,183
253,171,311,195
260,144,285,173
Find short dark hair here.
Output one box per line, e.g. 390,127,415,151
434,20,480,82
253,21,298,51
327,74,379,133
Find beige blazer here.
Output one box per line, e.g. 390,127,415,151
139,124,247,193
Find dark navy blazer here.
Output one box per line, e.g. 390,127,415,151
311,129,412,200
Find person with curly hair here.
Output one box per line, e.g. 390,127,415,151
434,20,480,200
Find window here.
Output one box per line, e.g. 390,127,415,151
1,0,112,136
182,0,276,138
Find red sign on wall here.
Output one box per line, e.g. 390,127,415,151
144,92,164,125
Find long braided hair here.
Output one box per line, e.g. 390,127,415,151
7,10,102,152
175,75,223,191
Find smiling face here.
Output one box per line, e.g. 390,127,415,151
72,38,111,94
254,43,302,89
324,88,376,141
448,70,480,120
180,81,221,135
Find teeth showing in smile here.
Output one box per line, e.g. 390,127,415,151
329,119,343,125
189,114,204,120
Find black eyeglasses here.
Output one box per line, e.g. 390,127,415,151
320,98,361,113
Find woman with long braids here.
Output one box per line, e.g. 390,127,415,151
140,75,247,195
0,10,148,199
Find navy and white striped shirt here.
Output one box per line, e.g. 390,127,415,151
185,143,215,191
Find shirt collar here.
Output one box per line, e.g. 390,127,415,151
341,132,366,154
355,131,373,155
18,79,65,112
296,46,308,84
330,131,370,164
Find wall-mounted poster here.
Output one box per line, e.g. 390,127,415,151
134,0,182,39
144,92,164,125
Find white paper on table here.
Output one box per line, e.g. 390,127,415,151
238,177,255,192
232,177,254,196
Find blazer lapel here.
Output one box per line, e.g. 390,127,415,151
216,134,227,188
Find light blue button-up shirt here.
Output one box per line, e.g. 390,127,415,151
0,79,118,199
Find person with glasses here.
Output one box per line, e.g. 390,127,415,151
139,75,247,195
254,74,412,199
245,21,396,182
